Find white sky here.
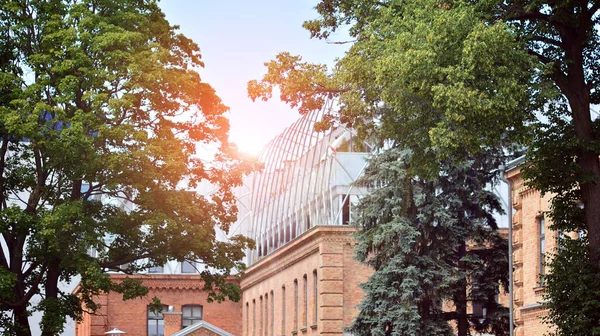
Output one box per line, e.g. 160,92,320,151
159,0,349,156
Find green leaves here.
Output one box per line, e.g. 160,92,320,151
0,0,254,334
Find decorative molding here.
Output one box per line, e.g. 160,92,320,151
241,227,356,289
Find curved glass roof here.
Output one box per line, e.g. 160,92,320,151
239,104,371,265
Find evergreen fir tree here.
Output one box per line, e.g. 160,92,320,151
350,148,509,336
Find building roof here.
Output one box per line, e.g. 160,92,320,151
171,320,234,336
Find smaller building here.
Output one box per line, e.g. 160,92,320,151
75,274,242,336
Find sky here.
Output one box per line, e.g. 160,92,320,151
159,0,350,156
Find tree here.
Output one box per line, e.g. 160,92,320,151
0,1,253,335
351,148,509,336
250,0,600,333
247,1,528,334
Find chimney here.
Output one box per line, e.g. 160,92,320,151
163,306,182,336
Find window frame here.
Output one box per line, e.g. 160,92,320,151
147,305,168,336
294,279,298,332
313,270,318,325
539,216,546,284
181,261,196,274
181,304,203,328
281,285,286,335
303,274,308,328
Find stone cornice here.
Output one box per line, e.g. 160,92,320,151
241,226,356,290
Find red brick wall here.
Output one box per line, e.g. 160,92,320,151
75,275,242,336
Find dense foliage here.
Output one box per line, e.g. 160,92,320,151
352,148,509,336
0,1,253,335
248,1,526,334
250,0,600,334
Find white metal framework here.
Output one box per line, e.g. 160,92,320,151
243,104,370,265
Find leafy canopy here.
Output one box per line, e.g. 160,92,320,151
0,0,254,335
248,1,530,334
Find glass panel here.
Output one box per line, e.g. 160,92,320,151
192,306,202,317
182,261,196,273
541,239,545,253
157,320,164,336
183,306,192,317
148,321,156,336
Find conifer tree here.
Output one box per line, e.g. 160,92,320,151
350,148,508,336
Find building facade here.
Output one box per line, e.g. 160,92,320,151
75,274,242,336
506,164,555,335
240,226,371,336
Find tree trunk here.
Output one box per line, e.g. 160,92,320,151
455,242,469,336
40,263,61,336
555,25,600,265
14,304,32,336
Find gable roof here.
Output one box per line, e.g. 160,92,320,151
171,320,234,336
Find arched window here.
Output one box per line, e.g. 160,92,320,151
313,270,318,325
281,286,286,334
259,296,263,336
270,290,274,336
264,293,269,336
246,302,250,336
294,279,298,331
253,299,256,336
147,305,168,336
303,274,308,328
182,305,203,328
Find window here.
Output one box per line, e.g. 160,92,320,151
342,195,351,225
294,279,298,331
246,302,249,336
253,299,256,336
303,275,308,328
264,293,268,336
147,305,168,336
181,261,196,273
313,270,318,325
148,265,163,274
182,305,202,328
270,291,274,336
259,296,263,336
539,217,546,284
281,286,286,335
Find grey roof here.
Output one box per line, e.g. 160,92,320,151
170,320,234,336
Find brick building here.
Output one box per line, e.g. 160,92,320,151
75,274,242,336
240,226,370,336
506,161,555,335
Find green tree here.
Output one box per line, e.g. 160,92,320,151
250,0,600,333
0,1,253,335
351,148,509,336
249,1,533,334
